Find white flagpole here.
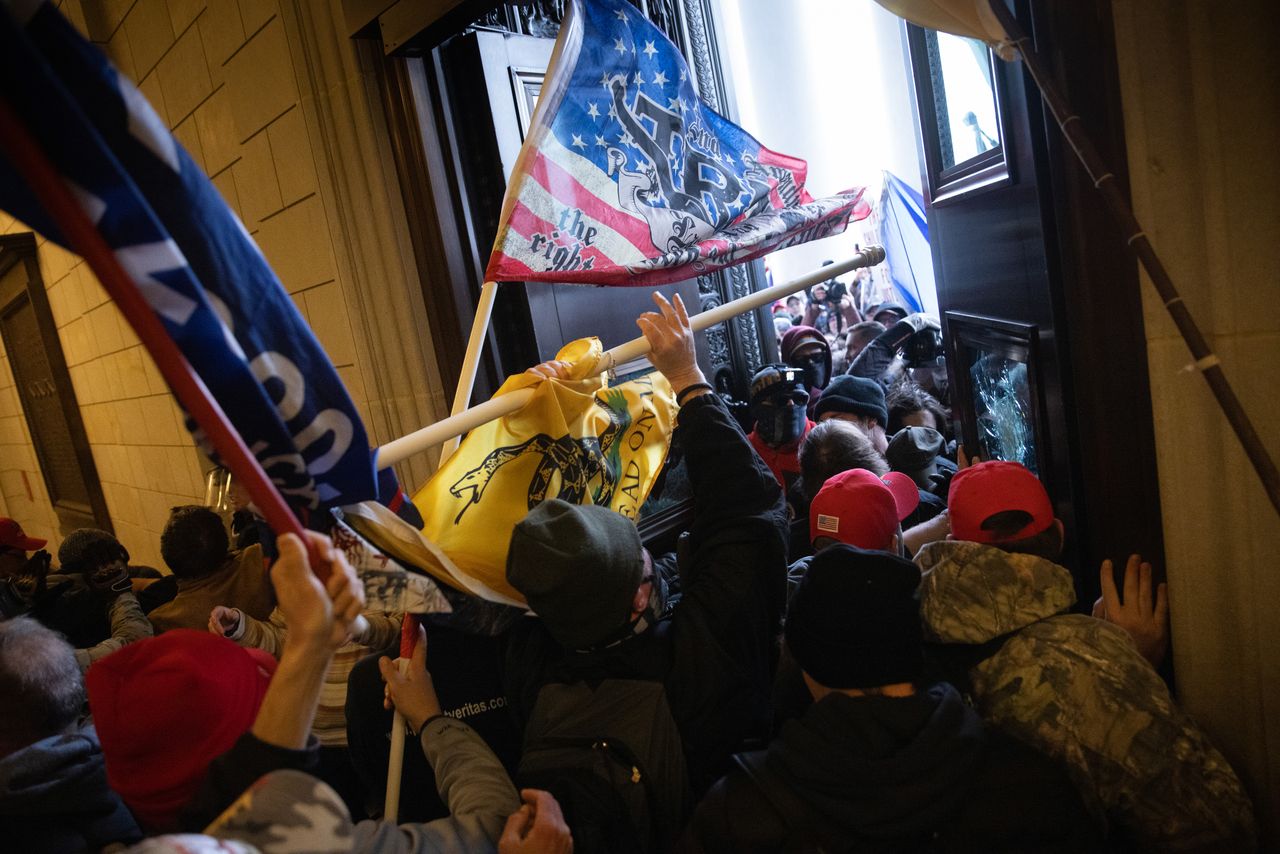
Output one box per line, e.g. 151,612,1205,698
373,247,885,469
438,280,499,467
383,279,497,822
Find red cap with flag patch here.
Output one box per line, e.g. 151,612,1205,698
809,469,920,551
948,460,1054,544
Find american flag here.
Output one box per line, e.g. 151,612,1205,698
486,0,871,286
0,1,377,517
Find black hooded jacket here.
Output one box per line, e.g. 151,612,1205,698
681,683,1101,853
0,726,141,854
504,393,790,797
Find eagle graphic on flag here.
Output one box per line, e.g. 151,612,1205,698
486,0,871,285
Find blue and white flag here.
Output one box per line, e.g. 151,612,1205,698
0,2,376,517
878,170,935,316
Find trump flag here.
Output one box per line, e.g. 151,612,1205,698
0,2,376,518
486,0,871,286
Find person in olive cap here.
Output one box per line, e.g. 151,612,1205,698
504,292,789,798
682,544,1101,852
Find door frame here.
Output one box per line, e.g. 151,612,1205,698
0,233,113,533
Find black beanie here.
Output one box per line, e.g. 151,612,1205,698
886,426,945,473
813,375,888,426
506,499,645,650
785,544,923,690
57,528,127,574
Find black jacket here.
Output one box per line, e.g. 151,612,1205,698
0,726,142,854
504,393,790,796
681,683,1102,853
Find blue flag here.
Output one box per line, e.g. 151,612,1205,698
0,2,376,517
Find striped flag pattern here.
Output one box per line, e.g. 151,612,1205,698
486,0,871,286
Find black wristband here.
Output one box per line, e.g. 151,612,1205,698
676,382,713,406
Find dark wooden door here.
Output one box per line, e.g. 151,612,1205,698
0,236,111,533
905,0,1164,602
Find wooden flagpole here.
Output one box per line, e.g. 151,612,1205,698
373,247,886,469
383,278,497,821
984,0,1280,518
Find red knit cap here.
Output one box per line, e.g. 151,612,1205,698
948,460,1054,544
86,630,275,832
809,469,920,551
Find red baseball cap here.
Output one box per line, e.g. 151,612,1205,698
810,469,920,551
87,631,276,831
0,517,46,551
948,460,1054,544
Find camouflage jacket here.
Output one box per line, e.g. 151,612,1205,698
916,540,1256,853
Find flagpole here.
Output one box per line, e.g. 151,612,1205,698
983,1,1280,518
0,94,335,577
383,278,497,821
438,280,498,467
373,246,886,468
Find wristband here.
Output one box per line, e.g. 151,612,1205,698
675,382,713,406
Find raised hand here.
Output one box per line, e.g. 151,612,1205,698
636,291,705,396
378,623,441,734
1093,554,1169,668
273,531,365,651
208,605,243,637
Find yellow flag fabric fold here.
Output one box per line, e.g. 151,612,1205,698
400,337,676,606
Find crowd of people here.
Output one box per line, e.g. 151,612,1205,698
0,291,1260,853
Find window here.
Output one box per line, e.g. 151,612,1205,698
907,25,1010,202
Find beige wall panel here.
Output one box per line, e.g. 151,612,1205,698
224,17,297,141
1114,0,1280,841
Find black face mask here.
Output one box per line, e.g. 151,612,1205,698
752,398,808,446
792,351,829,390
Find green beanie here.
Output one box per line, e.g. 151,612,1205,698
506,499,645,650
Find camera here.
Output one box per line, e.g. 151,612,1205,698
904,326,945,367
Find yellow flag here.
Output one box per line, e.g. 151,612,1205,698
351,338,676,607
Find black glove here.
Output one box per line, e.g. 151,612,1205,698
10,549,51,604
89,561,132,600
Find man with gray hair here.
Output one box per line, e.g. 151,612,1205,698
0,617,140,852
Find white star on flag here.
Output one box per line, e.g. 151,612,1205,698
652,70,668,88
607,103,618,119
643,40,657,58
571,134,587,150
613,37,627,54
725,152,735,165
619,130,636,147
679,69,687,82
615,8,628,21
587,102,600,119
595,134,608,147
633,70,644,85
600,71,612,87
667,96,680,110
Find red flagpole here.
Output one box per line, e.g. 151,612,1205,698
0,93,328,576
